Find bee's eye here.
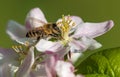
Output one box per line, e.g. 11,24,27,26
52,24,59,30
52,23,57,28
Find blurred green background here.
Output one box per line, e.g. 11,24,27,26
0,0,119,50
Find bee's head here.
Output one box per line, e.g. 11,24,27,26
52,23,61,33
48,23,62,39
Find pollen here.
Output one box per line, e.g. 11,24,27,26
58,15,75,46
12,45,28,61
59,15,75,36
24,41,30,47
12,45,22,53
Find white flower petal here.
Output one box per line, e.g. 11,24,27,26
71,53,83,63
70,16,83,26
30,64,47,77
55,61,75,77
55,47,69,58
73,20,114,38
45,48,69,60
69,16,83,34
0,48,19,66
45,55,57,77
16,47,34,77
0,64,12,77
6,20,27,40
76,75,85,77
8,64,18,75
26,7,47,29
35,39,63,52
69,37,102,53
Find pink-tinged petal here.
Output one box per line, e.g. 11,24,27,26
25,8,47,29
45,48,68,60
0,63,12,77
30,64,47,77
42,48,68,67
54,47,69,58
16,47,34,77
6,20,27,40
73,20,114,38
45,55,57,77
55,61,75,77
46,43,64,53
36,39,63,52
0,47,19,66
69,16,83,34
70,16,83,26
69,37,102,53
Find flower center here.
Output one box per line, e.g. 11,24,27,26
57,15,75,46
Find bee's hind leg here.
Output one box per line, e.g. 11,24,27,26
37,37,40,41
34,36,40,45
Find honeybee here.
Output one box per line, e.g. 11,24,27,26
26,18,62,41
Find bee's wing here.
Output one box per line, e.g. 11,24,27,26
15,38,37,46
25,8,48,29
28,17,47,27
6,20,27,40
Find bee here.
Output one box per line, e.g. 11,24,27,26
26,18,62,41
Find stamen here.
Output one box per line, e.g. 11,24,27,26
67,51,71,60
24,41,30,47
58,15,76,45
12,45,22,53
19,45,23,51
68,19,72,24
72,22,75,26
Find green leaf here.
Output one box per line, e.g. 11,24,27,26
74,49,100,67
76,47,120,77
85,74,109,77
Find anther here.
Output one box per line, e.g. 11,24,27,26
12,45,21,53
72,22,75,26
19,45,23,51
67,20,72,24
24,41,30,47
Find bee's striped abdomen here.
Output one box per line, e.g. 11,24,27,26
26,27,46,39
26,23,62,41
